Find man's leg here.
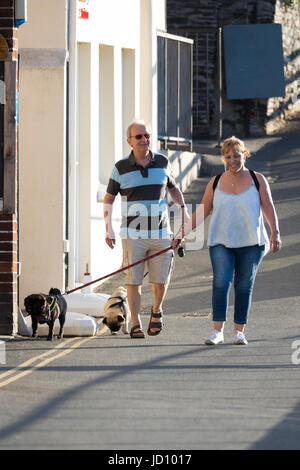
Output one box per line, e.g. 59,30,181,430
126,284,142,328
122,238,146,335
152,282,168,312
149,282,169,334
147,238,173,335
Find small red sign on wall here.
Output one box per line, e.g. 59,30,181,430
79,8,89,19
78,0,90,19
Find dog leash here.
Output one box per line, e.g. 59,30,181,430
65,211,188,296
64,245,173,296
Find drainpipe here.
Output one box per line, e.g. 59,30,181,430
66,0,78,290
217,26,223,147
65,0,70,290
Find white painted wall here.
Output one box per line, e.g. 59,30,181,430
69,0,166,289
18,0,167,300
18,0,68,302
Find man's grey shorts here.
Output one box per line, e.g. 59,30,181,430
121,238,174,285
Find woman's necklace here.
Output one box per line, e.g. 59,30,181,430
229,168,247,187
230,174,239,187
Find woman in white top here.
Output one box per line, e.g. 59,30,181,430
172,136,282,345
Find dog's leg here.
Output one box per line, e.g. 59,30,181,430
47,320,54,341
122,319,129,335
122,305,131,335
31,317,38,338
57,313,65,340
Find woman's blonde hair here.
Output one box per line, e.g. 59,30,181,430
221,136,251,158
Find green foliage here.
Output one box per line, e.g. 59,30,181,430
284,0,300,6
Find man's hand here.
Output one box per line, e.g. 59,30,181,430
105,230,116,249
171,237,183,250
103,192,116,249
181,206,191,224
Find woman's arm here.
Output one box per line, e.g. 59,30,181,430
171,177,215,248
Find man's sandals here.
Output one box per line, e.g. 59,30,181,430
130,309,163,338
130,325,145,338
147,309,163,336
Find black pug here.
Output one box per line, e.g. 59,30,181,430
24,288,67,341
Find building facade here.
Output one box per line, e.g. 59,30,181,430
18,0,167,303
0,0,19,335
167,0,300,138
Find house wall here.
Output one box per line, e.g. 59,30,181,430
18,0,68,303
18,0,167,302
0,0,19,335
69,0,166,289
71,0,138,288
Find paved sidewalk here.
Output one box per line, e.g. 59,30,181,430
92,117,300,450
0,118,299,450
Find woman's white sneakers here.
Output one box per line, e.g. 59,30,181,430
233,331,248,345
205,330,224,345
205,330,248,345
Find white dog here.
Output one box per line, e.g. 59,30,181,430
103,286,131,335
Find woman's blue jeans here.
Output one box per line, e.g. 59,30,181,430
209,244,265,325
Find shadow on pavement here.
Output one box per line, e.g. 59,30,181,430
250,399,300,450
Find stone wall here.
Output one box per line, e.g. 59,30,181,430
266,0,300,133
167,0,300,138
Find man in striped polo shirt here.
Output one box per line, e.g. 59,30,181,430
104,120,188,338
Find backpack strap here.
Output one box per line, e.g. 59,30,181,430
213,171,260,192
249,170,260,191
212,174,222,192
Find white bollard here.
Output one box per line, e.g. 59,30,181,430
82,264,92,294
0,341,6,365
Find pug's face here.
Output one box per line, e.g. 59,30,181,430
103,309,126,332
24,294,47,317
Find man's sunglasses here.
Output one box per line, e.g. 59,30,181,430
129,133,151,140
